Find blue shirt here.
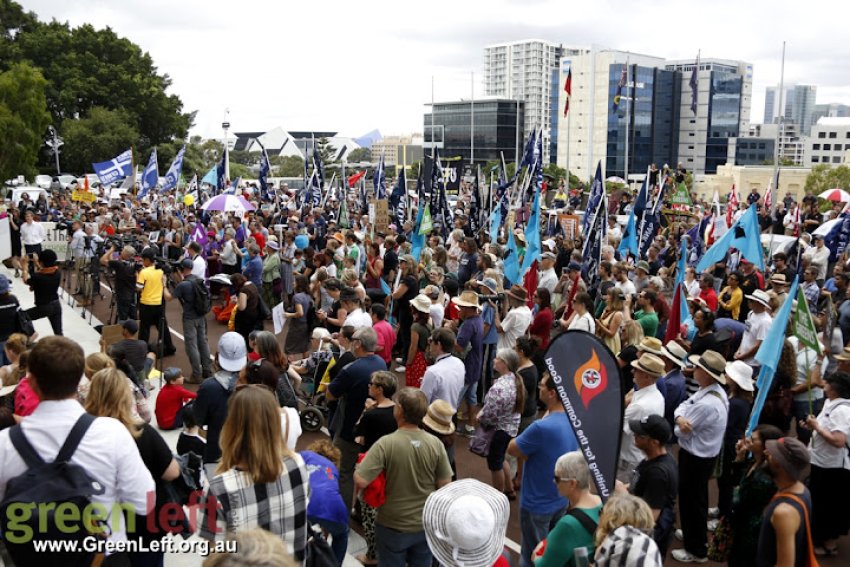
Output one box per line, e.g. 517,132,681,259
300,451,348,525
243,255,263,287
327,354,388,442
515,411,578,514
660,369,687,430
481,304,499,345
456,314,484,385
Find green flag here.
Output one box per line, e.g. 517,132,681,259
419,204,433,235
670,182,693,207
338,200,349,229
794,286,822,354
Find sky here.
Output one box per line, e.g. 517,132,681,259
23,0,850,141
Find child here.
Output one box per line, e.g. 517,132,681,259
154,367,197,430
247,330,261,362
176,402,205,458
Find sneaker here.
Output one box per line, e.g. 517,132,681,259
395,366,406,372
395,357,403,363
674,529,683,542
707,519,719,532
708,507,720,519
671,549,707,563
457,425,475,438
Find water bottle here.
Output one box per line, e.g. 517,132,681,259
574,546,590,567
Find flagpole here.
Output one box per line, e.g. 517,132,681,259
470,70,475,167
772,41,786,217
566,74,572,187
693,51,700,183
624,58,630,187
431,76,436,159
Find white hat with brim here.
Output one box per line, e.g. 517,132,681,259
411,294,432,314
687,351,727,384
423,479,509,567
661,342,689,367
725,360,754,391
745,290,772,308
0,384,17,398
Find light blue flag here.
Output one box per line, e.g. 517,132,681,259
746,276,800,434
380,278,391,296
489,206,502,243
618,209,638,258
520,188,541,275
675,237,688,289
162,145,186,191
139,148,158,198
92,149,133,185
504,228,521,286
411,203,426,261
201,165,217,186
697,204,765,273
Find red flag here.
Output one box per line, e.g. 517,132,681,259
793,205,800,237
665,282,684,344
523,260,538,309
563,69,572,117
726,184,738,228
347,171,365,188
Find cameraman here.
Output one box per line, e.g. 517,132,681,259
136,248,176,357
164,259,213,382
71,223,102,305
101,244,139,320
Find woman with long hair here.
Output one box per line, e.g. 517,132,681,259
230,273,261,346
474,348,525,499
617,319,645,393
514,336,539,433
528,287,554,350
283,274,312,360
596,287,625,355
759,339,796,433
237,359,301,451
253,331,298,408
404,295,432,388
364,241,385,305
717,271,744,320
199,386,310,561
563,291,596,334
391,255,419,369
86,368,180,567
593,493,663,566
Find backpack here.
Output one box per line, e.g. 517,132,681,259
186,275,212,315
0,414,106,566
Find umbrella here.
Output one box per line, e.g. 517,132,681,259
606,176,626,184
813,218,841,237
818,188,850,202
200,194,255,213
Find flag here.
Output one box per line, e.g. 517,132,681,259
793,203,800,238
563,68,572,117
794,284,822,355
469,167,481,235
519,129,537,169
92,149,133,185
726,184,738,228
706,189,724,245
120,166,137,191
747,276,799,434
633,170,650,218
312,138,325,190
665,282,685,344
201,165,217,187
697,203,766,273
764,172,774,210
162,145,186,191
191,222,208,249
675,236,688,289
523,261,538,309
257,141,271,195
139,148,158,198
688,215,708,266
216,151,227,191
390,172,407,229
374,153,387,200
582,162,605,237
186,174,198,202
411,179,427,261
489,206,502,243
521,187,542,275
689,53,700,114
504,227,521,286
380,278,391,296
637,184,665,259
612,64,627,112
348,170,366,188
544,331,623,501
824,212,850,263
338,198,349,229
618,209,638,258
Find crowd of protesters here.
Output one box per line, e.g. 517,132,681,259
0,174,848,567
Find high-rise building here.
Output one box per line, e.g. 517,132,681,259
805,117,850,167
811,102,850,125
484,40,585,163
764,84,817,135
424,99,524,164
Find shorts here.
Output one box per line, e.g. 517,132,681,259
486,429,512,471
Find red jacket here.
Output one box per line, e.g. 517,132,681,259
155,383,197,430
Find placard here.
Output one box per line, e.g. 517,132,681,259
0,217,10,260
371,199,389,235
72,189,96,203
559,214,581,240
101,323,132,351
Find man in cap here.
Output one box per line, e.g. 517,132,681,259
671,350,729,563
537,252,558,293
618,353,666,482
757,437,814,566
803,233,829,284
107,319,156,384
164,258,213,382
623,414,678,558
451,290,485,434
634,261,651,293
734,290,773,371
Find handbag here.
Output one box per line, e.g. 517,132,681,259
15,308,35,337
304,526,337,567
707,515,733,561
356,453,386,508
469,426,496,457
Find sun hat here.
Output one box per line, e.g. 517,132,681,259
217,332,248,372
422,400,456,435
630,353,665,378
661,342,688,367
451,290,481,309
266,240,280,251
505,284,528,302
478,278,499,293
629,414,672,443
411,294,432,314
423,479,509,567
725,360,754,391
637,337,664,355
687,350,727,384
635,260,651,273
770,273,787,286
764,437,810,481
745,289,772,308
540,251,557,261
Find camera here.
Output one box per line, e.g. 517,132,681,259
55,220,72,232
154,257,182,275
480,293,505,304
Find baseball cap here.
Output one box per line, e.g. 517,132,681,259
121,319,139,335
0,274,10,294
180,258,194,270
217,332,248,372
629,414,671,443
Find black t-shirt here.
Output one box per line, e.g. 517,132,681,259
176,432,206,458
28,270,61,306
631,453,678,513
618,344,639,392
383,250,399,278
131,423,175,541
109,338,149,376
458,252,477,286
0,295,20,341
172,279,201,319
397,275,418,315
519,365,539,418
108,259,139,298
353,405,398,450
689,332,718,357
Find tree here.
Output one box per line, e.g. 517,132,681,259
347,147,371,164
0,62,50,182
316,137,337,164
270,155,307,177
804,164,850,195
180,136,223,178
60,106,138,174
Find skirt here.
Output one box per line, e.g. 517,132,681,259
284,317,310,355
405,351,428,388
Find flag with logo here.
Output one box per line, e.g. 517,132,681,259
689,52,700,114
93,149,133,185
544,331,622,502
390,172,407,229
257,141,271,197
582,162,605,237
374,153,387,200
191,222,208,250
794,285,822,355
563,68,572,117
612,64,627,112
162,145,186,191
139,148,158,198
823,212,850,262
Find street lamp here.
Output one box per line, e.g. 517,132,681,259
222,108,231,182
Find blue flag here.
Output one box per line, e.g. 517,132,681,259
504,228,521,286
93,149,133,185
519,129,537,169
469,168,481,236
582,193,608,288
375,154,387,200
582,162,604,237
139,148,158,198
824,212,850,262
489,206,502,243
162,145,185,191
747,276,799,434
618,209,638,258
390,172,407,228
633,174,650,218
697,204,765,273
313,140,325,191
675,237,688,289
411,177,426,261
521,187,542,275
258,142,271,197
380,278,391,296
201,165,217,187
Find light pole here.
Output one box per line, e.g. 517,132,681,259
46,125,62,174
222,108,231,183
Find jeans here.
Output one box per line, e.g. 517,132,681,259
26,299,62,336
461,379,479,408
182,317,213,379
333,436,363,512
520,505,567,567
311,517,349,565
374,524,432,567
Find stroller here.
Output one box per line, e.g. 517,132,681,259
297,342,339,432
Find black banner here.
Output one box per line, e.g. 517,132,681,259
543,331,622,502
443,159,462,195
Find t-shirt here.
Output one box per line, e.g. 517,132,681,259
373,320,396,365
481,303,499,345
109,339,150,376
535,505,602,567
172,279,202,319
630,453,678,514
635,310,659,339
300,451,348,526
498,306,532,350
456,314,484,385
357,428,453,532
28,270,61,306
353,405,398,450
458,252,477,286
809,399,850,469
176,432,205,457
327,354,387,442
739,310,772,365
516,411,578,514
137,266,164,306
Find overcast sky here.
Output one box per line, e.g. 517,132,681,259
24,0,850,141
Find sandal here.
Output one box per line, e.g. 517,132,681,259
355,554,378,566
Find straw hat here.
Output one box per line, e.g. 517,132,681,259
637,337,664,356
451,290,481,309
770,273,787,286
422,400,456,435
745,289,772,308
630,353,666,378
687,350,728,384
505,284,528,303
661,342,689,367
411,294,432,314
725,360,754,391
423,479,509,567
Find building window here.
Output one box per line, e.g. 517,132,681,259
758,143,765,149
824,144,831,151
819,132,826,138
834,156,842,164
813,144,821,150
830,132,837,138
812,156,819,163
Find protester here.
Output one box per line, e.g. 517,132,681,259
594,493,664,567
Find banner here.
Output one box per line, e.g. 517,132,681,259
544,330,622,501
670,182,693,208
39,222,70,261
558,214,580,241
442,159,462,195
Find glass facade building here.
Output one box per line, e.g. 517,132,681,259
705,71,743,174
424,100,524,164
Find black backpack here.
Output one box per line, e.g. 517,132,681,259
186,275,212,315
0,414,106,566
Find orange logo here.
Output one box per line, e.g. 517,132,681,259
573,350,608,409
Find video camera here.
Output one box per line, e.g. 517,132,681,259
479,293,506,304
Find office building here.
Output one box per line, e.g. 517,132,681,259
424,99,524,164
370,135,424,167
805,117,850,166
811,103,850,125
764,84,817,135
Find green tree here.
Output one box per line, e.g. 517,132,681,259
804,164,850,195
61,106,138,174
179,136,223,178
316,137,337,164
271,155,307,177
0,62,50,182
229,163,250,180
347,147,371,163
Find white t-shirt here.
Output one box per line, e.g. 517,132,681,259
569,312,596,334
430,303,445,329
538,268,558,293
739,310,772,365
498,305,532,350
280,407,302,451
616,279,637,297
192,254,207,280
344,308,372,329
809,398,850,470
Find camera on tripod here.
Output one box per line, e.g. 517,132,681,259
153,256,182,276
